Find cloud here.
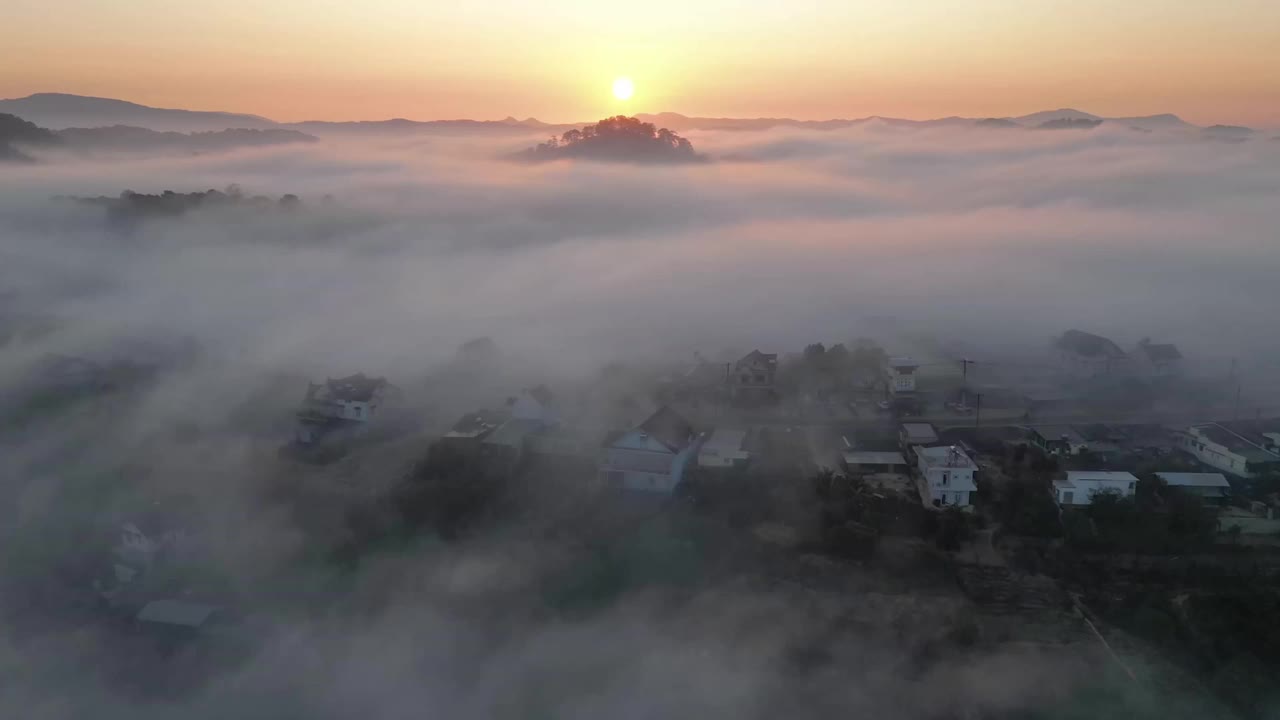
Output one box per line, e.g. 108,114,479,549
0,122,1276,717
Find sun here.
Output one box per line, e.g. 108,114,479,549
612,76,634,101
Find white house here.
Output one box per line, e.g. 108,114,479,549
1053,471,1138,506
886,356,919,394
914,445,978,508
295,373,394,444
1134,339,1183,378
1055,330,1129,379
698,427,750,469
1175,423,1280,478
1155,472,1231,504
600,406,702,493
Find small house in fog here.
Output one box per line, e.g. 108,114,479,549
295,373,394,445
1027,425,1089,456
1155,472,1231,504
600,406,701,493
1053,471,1137,506
842,450,909,475
728,350,778,404
899,422,938,451
1055,330,1129,378
1134,339,1183,378
913,445,977,508
885,356,919,395
698,427,750,469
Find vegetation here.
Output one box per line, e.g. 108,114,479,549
74,186,304,222
518,116,704,164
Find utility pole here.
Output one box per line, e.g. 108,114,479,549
973,392,983,429
959,358,975,404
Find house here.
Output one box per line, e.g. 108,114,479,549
885,356,918,394
1054,330,1129,378
728,350,778,404
1134,339,1183,378
295,373,393,444
913,445,978,508
698,427,751,469
115,512,191,570
842,450,909,475
899,422,939,451
599,406,701,493
1026,425,1089,455
441,408,507,447
1175,423,1280,478
1155,472,1231,504
1053,471,1138,506
136,599,223,632
510,385,559,423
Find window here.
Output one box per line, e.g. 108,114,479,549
941,472,949,486
1062,491,1074,505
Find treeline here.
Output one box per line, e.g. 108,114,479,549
518,116,704,164
74,186,304,221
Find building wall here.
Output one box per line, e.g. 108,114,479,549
601,433,700,493
1055,483,1134,506
922,467,974,507
1177,430,1252,477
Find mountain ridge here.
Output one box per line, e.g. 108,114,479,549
0,93,1259,136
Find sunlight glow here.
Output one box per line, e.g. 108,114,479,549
612,76,634,101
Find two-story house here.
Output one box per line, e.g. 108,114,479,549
1055,330,1129,379
295,373,393,444
914,445,978,508
1053,471,1138,506
1176,423,1280,478
728,350,778,404
885,356,919,395
600,406,701,493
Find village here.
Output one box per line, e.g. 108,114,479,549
10,325,1280,714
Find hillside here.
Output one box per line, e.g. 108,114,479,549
0,93,275,132
0,112,60,162
516,116,705,164
58,126,317,152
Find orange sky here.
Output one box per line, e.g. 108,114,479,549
3,0,1278,125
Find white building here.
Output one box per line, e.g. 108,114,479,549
1053,471,1138,506
698,427,750,469
886,356,919,394
914,445,977,508
1175,423,1280,478
600,406,702,493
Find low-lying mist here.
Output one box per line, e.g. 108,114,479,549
1,120,1274,718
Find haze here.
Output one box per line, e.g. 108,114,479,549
3,0,1280,125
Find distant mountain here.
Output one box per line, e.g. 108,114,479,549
284,118,558,135
976,118,1020,128
1035,117,1104,130
1108,113,1193,130
0,93,275,132
0,112,60,162
1014,108,1102,126
57,126,317,153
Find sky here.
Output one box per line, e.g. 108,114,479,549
3,0,1279,125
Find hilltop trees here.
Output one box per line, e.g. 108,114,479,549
519,116,704,164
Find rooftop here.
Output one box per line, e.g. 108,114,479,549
1191,423,1280,462
735,349,778,369
1056,329,1126,359
1028,424,1087,444
914,445,977,470
1156,472,1231,489
702,427,748,453
844,451,908,466
308,373,387,403
137,599,220,627
444,409,507,438
1058,471,1139,489
637,405,696,452
887,356,918,369
901,423,938,443
482,418,545,448
1138,341,1182,362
